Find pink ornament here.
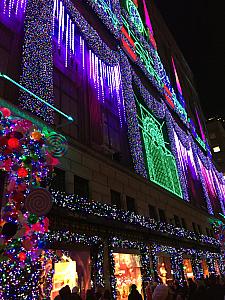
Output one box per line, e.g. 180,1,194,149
31,222,44,233
0,107,11,118
18,252,26,261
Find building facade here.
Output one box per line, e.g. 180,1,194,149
207,117,225,174
0,0,224,299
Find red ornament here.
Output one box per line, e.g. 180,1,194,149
0,137,8,146
13,192,25,203
0,107,11,118
8,137,20,149
18,252,26,261
18,167,28,178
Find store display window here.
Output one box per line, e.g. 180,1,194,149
51,250,91,300
156,254,173,285
183,259,194,280
214,260,221,275
113,253,143,300
201,259,209,277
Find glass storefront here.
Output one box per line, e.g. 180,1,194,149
51,250,91,300
113,253,143,300
183,259,194,280
157,254,173,285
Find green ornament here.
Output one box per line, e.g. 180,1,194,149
31,154,38,161
28,213,38,224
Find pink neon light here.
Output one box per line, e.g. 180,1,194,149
142,0,153,34
195,108,206,141
171,57,183,95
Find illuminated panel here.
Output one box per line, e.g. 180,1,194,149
0,0,27,18
195,109,206,141
198,157,223,214
137,98,182,198
113,253,143,300
171,57,183,97
173,129,206,205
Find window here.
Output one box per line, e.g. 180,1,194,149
126,196,136,213
192,222,197,234
197,224,202,235
181,218,187,230
213,146,220,153
74,175,89,199
209,133,216,139
174,215,181,227
111,190,122,209
158,209,167,223
148,205,158,221
103,111,121,151
51,168,66,192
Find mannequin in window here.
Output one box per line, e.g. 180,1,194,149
159,262,167,285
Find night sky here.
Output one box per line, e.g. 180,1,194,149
154,0,225,119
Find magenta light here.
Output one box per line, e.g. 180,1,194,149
142,0,153,34
195,108,206,141
1,0,27,18
171,56,183,96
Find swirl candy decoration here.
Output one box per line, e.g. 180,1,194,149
47,132,68,157
25,188,53,217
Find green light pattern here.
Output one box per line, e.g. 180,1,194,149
136,97,183,198
126,0,146,35
122,16,162,87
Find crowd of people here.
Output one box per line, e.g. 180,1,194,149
54,275,225,300
146,274,225,300
54,285,112,300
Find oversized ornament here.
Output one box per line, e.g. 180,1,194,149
17,167,28,178
30,131,42,141
7,137,20,149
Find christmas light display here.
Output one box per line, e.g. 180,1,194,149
136,97,182,197
0,0,26,18
86,0,122,37
52,190,220,247
0,107,64,298
119,52,148,177
19,0,55,123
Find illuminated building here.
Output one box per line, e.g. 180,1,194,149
0,0,224,299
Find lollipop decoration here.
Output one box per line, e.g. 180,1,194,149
0,106,61,265
46,132,68,157
25,188,53,217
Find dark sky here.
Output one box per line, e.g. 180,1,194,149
154,0,225,119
